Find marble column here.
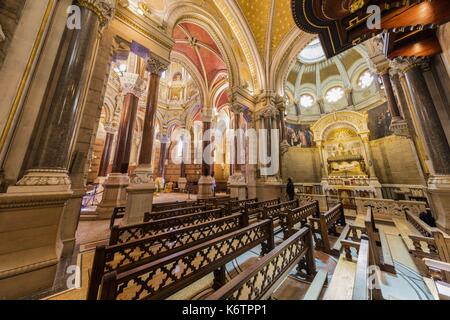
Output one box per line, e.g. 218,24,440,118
96,72,144,220
158,135,169,179
198,109,214,199
0,0,115,299
379,67,402,122
402,58,450,230
122,54,168,225
229,105,246,200
98,123,116,177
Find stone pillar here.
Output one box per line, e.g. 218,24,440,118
178,125,188,190
158,134,169,179
98,123,116,177
96,72,144,220
198,109,214,199
122,54,168,225
378,66,402,121
402,58,450,230
0,0,115,299
229,105,246,200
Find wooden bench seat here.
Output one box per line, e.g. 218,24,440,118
323,255,357,300
303,270,328,300
98,220,275,300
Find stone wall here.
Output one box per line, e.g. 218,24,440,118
0,0,26,70
282,147,321,183
370,135,424,185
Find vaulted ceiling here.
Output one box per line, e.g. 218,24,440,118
173,22,228,92
235,0,296,58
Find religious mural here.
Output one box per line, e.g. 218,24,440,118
286,123,315,147
367,103,393,140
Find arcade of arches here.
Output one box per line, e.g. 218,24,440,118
0,0,450,301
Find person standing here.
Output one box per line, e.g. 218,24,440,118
286,178,295,201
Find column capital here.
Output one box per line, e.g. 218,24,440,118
146,53,169,76
103,122,117,134
119,72,145,97
394,57,431,73
230,104,245,114
201,108,214,122
77,0,116,27
373,61,390,76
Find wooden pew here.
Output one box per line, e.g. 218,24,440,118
87,212,249,300
309,203,347,255
423,258,450,299
143,205,208,222
402,209,448,262
109,201,198,229
280,201,320,240
244,198,281,221
341,235,383,300
98,220,275,300
207,226,316,300
152,200,197,212
109,208,227,245
260,199,300,229
110,207,126,230
228,198,258,214
341,207,395,274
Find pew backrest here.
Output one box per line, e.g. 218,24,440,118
152,200,197,212
280,201,320,239
143,205,207,222
110,207,126,230
88,212,248,300
207,226,316,300
261,199,300,221
99,220,275,300
109,208,226,245
245,198,281,220
309,203,344,254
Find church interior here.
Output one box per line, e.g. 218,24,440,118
0,0,450,301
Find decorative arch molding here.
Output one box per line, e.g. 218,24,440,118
272,29,315,96
311,111,369,141
212,0,264,92
165,3,240,90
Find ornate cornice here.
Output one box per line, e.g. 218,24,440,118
77,0,116,27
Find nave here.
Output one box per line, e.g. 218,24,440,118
42,194,448,301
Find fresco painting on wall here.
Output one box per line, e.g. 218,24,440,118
286,123,315,147
368,103,393,140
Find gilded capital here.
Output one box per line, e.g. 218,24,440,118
77,0,116,27
146,53,169,76
119,72,145,97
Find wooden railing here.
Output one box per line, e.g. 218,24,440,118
110,207,126,230
244,198,281,220
109,208,226,245
99,220,275,300
152,200,197,212
207,226,316,300
87,212,247,300
405,209,441,260
229,198,258,213
279,201,319,240
309,203,345,254
143,205,208,222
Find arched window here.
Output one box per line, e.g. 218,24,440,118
358,70,374,89
300,94,314,108
325,87,344,103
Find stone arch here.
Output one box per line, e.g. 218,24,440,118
311,111,369,142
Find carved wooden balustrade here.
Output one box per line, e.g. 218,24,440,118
143,205,208,222
404,210,441,260
260,200,300,226
309,203,346,255
99,220,275,300
356,198,427,221
87,212,248,300
244,198,281,220
109,208,227,245
297,193,328,212
279,201,320,240
207,226,316,300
